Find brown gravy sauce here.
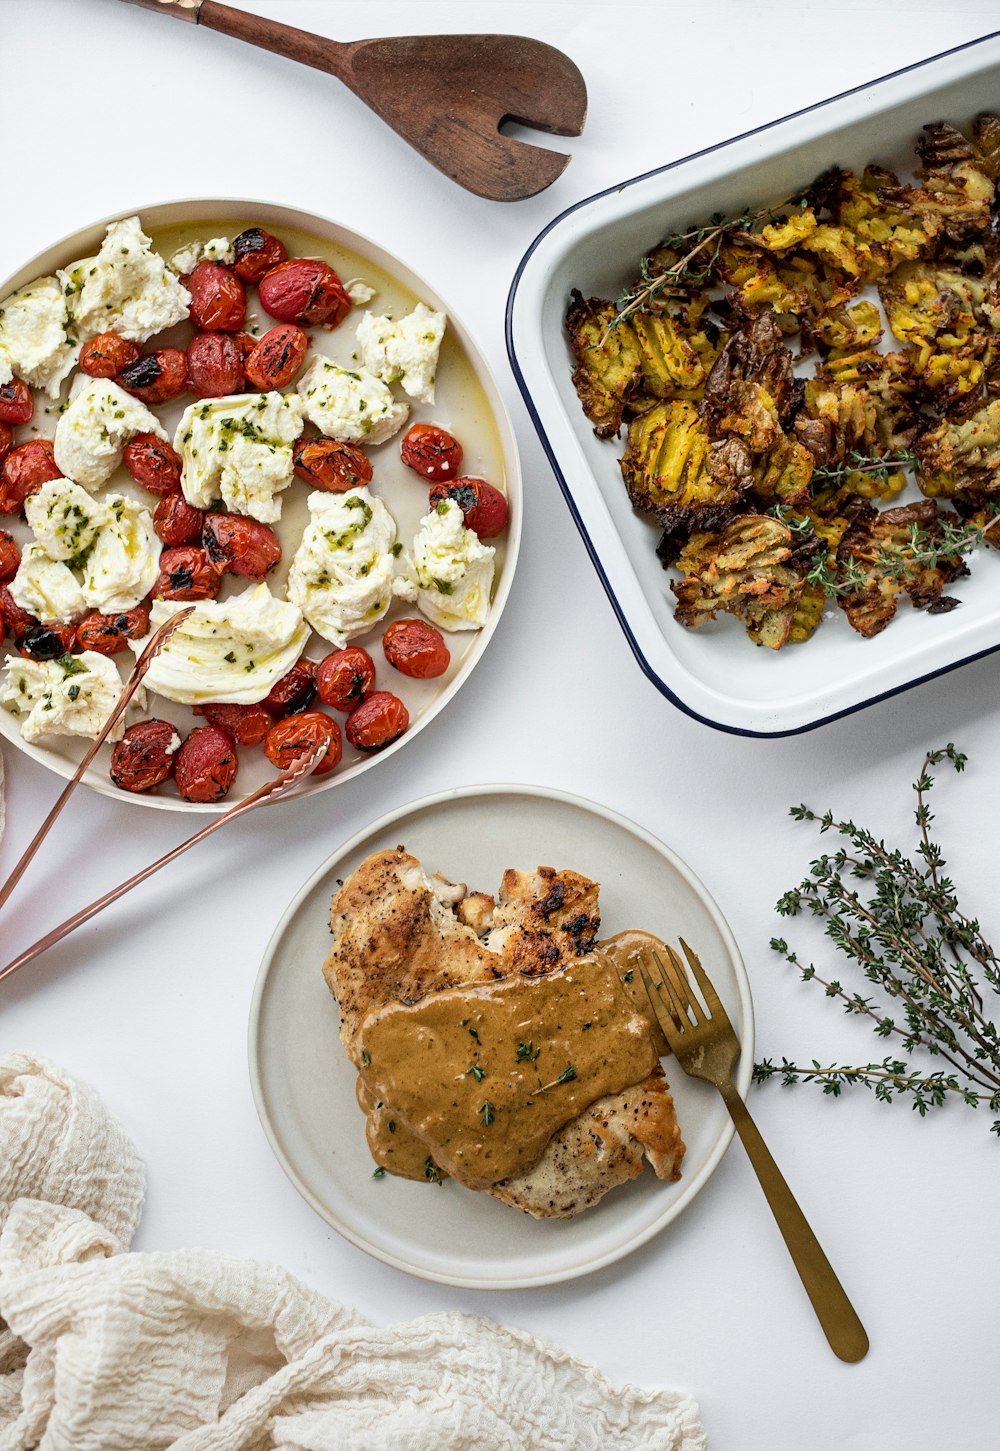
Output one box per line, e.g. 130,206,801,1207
357,931,668,1189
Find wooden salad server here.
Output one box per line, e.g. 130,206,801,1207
116,0,588,201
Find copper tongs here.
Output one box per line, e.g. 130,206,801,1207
0,611,323,985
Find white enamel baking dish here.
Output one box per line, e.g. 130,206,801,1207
507,32,1000,736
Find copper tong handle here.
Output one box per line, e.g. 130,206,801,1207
0,742,324,986
0,609,194,915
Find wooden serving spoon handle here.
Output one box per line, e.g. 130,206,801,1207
117,0,588,201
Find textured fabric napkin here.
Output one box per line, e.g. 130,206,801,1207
0,1053,708,1450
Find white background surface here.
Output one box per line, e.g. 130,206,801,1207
2,3,999,1447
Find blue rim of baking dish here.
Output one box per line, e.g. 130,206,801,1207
506,30,1000,739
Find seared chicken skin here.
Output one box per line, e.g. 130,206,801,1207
323,848,685,1219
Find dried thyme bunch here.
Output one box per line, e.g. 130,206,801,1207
753,746,1000,1134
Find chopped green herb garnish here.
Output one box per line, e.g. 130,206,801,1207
372,1167,386,1179
480,1100,496,1127
466,1064,485,1081
515,1041,540,1064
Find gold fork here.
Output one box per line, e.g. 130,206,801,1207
637,941,869,1363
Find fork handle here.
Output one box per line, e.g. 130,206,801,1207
719,1079,869,1362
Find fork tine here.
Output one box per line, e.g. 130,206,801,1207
650,950,699,1027
678,937,734,1029
636,955,679,1045
654,947,705,1026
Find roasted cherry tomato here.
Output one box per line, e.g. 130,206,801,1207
75,606,150,657
292,437,373,492
244,324,308,391
0,529,20,583
0,424,12,467
0,585,39,641
110,719,180,793
185,260,246,332
186,332,244,398
264,710,342,776
174,725,238,803
233,330,259,361
258,258,351,327
0,439,61,514
382,618,450,679
153,493,205,546
78,333,142,380
232,227,287,284
151,546,220,602
202,513,281,579
119,349,188,405
316,646,376,711
18,623,76,660
428,477,509,538
123,433,183,496
0,377,34,426
400,423,463,483
193,700,274,747
345,690,409,752
262,658,317,715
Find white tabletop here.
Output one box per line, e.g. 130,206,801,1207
3,3,999,1447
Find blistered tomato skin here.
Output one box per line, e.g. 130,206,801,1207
19,623,76,661
292,438,373,492
202,514,281,580
123,434,183,496
0,585,39,641
0,530,20,583
382,619,451,679
262,658,317,716
186,333,245,398
316,646,376,711
153,494,206,547
76,606,150,657
0,425,11,466
151,546,221,602
186,260,247,332
345,691,409,752
78,333,142,380
232,227,287,284
428,477,508,538
119,349,188,405
0,439,61,514
175,725,238,803
0,378,34,427
110,720,179,793
400,424,463,483
258,259,351,327
195,700,274,747
264,711,342,776
244,324,308,391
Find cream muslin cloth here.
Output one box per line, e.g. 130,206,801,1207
0,1053,708,1451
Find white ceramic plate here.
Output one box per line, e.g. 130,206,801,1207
248,784,752,1288
0,199,520,810
507,34,1000,736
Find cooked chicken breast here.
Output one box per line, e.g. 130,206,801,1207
322,848,685,1219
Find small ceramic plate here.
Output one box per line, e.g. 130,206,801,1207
248,785,752,1288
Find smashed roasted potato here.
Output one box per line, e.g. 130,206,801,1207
566,115,1000,646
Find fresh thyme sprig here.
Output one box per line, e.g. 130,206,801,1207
753,746,1000,1136
767,501,999,600
603,192,808,340
809,447,920,491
